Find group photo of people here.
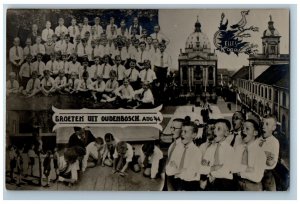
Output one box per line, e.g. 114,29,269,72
7,9,176,109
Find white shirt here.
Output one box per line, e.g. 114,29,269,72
117,27,129,38
77,79,92,91
175,142,202,181
23,46,34,57
111,64,126,81
9,46,24,64
42,28,54,42
105,79,119,92
124,68,139,82
77,43,91,58
81,24,91,38
68,25,80,38
19,62,32,78
25,78,41,92
114,84,135,100
93,25,103,38
82,141,105,172
139,69,157,83
41,77,55,88
96,45,111,58
45,60,60,75
136,49,149,64
67,78,80,90
31,61,46,76
54,76,67,88
255,135,279,170
153,51,172,70
225,130,243,148
150,32,170,45
106,24,118,34
61,42,75,55
113,143,133,162
55,25,68,37
89,80,106,92
58,61,70,73
166,138,183,176
96,63,112,79
111,48,130,61
32,43,46,55
139,145,163,179
58,156,80,181
68,61,81,75
134,88,154,104
7,80,19,90
232,140,266,183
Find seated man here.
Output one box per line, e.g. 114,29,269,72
22,71,41,97
41,70,56,96
89,74,106,102
139,60,157,85
102,70,119,102
140,142,164,179
124,59,140,90
57,147,80,185
77,71,92,98
54,69,68,94
82,137,106,172
6,72,19,96
112,141,133,177
66,71,80,94
114,78,135,108
134,81,155,109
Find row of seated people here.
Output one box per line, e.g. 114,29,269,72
7,68,155,109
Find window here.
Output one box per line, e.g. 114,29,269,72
261,86,264,97
282,92,287,107
282,115,286,134
265,87,268,98
269,89,272,100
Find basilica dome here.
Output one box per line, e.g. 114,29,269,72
263,15,280,37
185,17,211,52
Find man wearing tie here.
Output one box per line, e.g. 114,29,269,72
55,18,68,39
129,17,142,38
68,18,80,43
150,25,170,45
97,55,112,82
139,60,157,85
22,71,41,98
136,41,149,70
31,53,45,78
93,17,103,39
42,21,54,43
225,111,245,148
133,81,154,109
9,37,24,76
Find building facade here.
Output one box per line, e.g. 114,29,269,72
178,17,218,95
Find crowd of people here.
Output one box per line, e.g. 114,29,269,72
7,15,173,107
7,111,279,191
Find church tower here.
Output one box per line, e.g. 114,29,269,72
262,15,281,57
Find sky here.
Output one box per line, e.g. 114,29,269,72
159,9,289,72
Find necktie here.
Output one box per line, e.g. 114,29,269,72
75,44,78,53
47,29,50,38
166,142,176,165
72,79,75,88
140,51,143,62
92,48,95,60
119,50,122,59
60,162,70,175
84,80,87,89
179,145,188,170
28,46,31,55
38,61,40,75
128,69,133,79
144,69,148,81
31,79,36,91
259,138,266,147
37,44,40,54
116,65,119,79
66,43,68,52
51,61,54,71
60,26,62,35
102,64,106,76
241,146,248,165
95,65,98,78
230,132,238,147
15,46,19,58
156,33,158,39
160,54,164,67
83,46,86,54
63,62,66,71
73,26,76,35
214,143,221,166
109,80,112,89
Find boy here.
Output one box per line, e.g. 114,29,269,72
93,17,103,38
89,56,101,81
112,141,133,177
23,38,34,57
57,147,80,185
61,34,74,55
139,60,157,84
43,150,52,187
27,144,36,177
59,53,70,76
77,71,92,98
15,148,24,187
68,18,80,43
44,35,55,62
134,81,154,109
117,19,129,38
129,17,142,38
165,118,185,191
77,39,91,62
102,133,117,167
9,37,24,75
89,74,106,102
19,54,33,89
102,70,119,102
22,71,41,97
124,59,140,90
114,78,135,108
136,41,149,70
82,137,106,172
31,53,46,78
6,72,19,96
68,54,81,76
32,36,46,56
81,17,91,39
66,72,80,94
258,115,280,191
140,142,164,179
232,119,266,191
55,69,68,94
45,53,60,78
8,145,17,183
174,122,201,191
226,111,245,148
112,55,126,84
42,21,54,42
41,70,56,96
150,25,170,45
55,18,68,39
106,17,118,35
205,119,235,191
98,55,112,82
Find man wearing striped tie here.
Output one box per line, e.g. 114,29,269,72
165,118,184,191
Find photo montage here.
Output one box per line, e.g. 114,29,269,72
6,8,290,191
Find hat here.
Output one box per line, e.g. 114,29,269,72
215,118,231,131
74,126,82,132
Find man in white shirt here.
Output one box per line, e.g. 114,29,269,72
150,25,170,45
42,21,54,42
117,19,129,38
112,141,133,177
124,59,140,90
81,17,91,39
89,74,106,102
68,18,80,43
55,18,68,39
134,81,154,109
225,111,245,148
77,70,92,98
175,122,201,191
106,17,118,35
258,115,280,191
89,56,101,81
82,137,105,172
129,17,142,38
232,119,266,191
66,71,80,94
6,72,20,96
205,119,236,191
45,53,60,78
139,60,157,84
9,37,24,76
112,41,129,63
23,38,34,58
96,55,112,81
54,69,68,94
61,34,74,56
68,54,81,76
93,17,103,38
114,78,135,108
165,118,185,191
136,41,149,70
32,36,46,56
22,71,41,98
102,70,119,103
140,142,164,179
112,55,126,84
41,70,56,96
31,53,45,78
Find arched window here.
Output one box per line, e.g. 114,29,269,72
282,115,286,134
269,88,272,100
265,87,268,98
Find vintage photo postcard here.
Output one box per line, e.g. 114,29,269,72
5,8,290,191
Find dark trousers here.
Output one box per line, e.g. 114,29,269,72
238,178,263,191
262,170,276,191
166,175,181,191
207,178,238,191
177,179,201,191
154,66,167,91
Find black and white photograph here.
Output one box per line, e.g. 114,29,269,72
5,8,290,191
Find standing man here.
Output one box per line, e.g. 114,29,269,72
9,37,24,76
150,25,170,45
226,111,245,148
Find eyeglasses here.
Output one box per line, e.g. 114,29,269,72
170,126,181,131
